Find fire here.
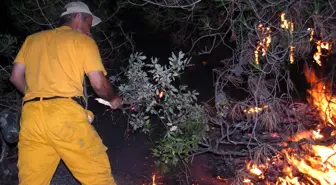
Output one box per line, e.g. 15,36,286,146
255,43,261,65
313,40,333,66
152,174,157,185
308,28,314,41
313,41,323,66
280,12,294,32
254,24,271,65
143,174,161,185
158,90,165,99
246,161,265,180
304,65,335,126
290,45,295,64
236,66,336,185
255,13,296,66
244,105,268,114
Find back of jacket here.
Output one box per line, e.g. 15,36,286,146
14,26,107,101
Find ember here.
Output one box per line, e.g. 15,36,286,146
152,174,156,185
158,90,165,99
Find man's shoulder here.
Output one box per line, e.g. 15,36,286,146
27,26,87,39
28,28,54,38
26,27,97,49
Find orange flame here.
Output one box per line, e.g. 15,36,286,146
158,90,164,99
239,66,336,185
304,65,335,126
255,24,272,65
290,45,295,64
308,28,315,41
152,174,156,185
280,12,294,32
313,40,333,66
244,105,268,114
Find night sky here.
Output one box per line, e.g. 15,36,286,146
0,1,19,36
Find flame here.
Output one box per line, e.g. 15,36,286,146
280,12,294,32
313,41,323,66
216,176,228,182
255,43,261,65
244,105,268,114
308,28,315,41
152,174,157,185
246,161,265,180
235,66,336,185
279,67,336,184
158,90,165,98
290,45,295,64
304,65,335,126
255,24,272,65
255,13,296,65
313,40,333,66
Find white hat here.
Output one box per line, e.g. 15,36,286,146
60,1,101,27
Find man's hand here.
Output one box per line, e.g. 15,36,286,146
87,71,115,101
87,71,122,109
110,96,123,109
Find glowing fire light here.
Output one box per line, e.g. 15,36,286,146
314,41,323,66
290,45,295,64
246,161,265,180
313,40,333,66
216,176,228,182
254,24,271,65
280,12,294,32
304,65,335,126
255,13,296,66
237,66,336,185
280,67,336,185
255,43,261,65
158,90,165,99
308,28,314,41
244,105,268,114
152,174,156,185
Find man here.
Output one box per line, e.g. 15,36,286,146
9,1,122,185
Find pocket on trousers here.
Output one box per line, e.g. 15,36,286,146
46,100,89,142
55,122,79,142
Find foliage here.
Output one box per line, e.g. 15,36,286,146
112,51,208,171
151,105,207,172
0,34,20,111
0,34,17,57
0,34,21,165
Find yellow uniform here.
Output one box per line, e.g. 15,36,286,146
14,26,116,185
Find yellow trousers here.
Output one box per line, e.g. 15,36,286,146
18,98,117,185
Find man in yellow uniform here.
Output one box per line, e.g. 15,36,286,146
9,1,122,185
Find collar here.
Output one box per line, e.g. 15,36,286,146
57,25,72,30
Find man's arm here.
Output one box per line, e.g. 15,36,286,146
10,63,26,95
86,71,115,101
